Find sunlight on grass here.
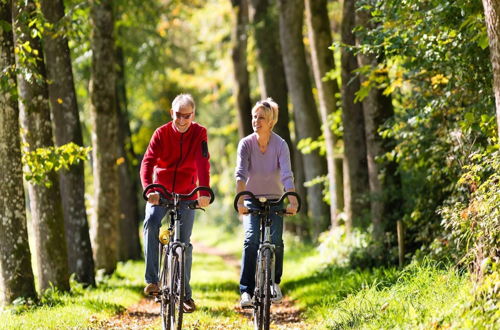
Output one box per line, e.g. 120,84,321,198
2,261,144,329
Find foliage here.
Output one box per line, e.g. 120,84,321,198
436,149,500,273
22,142,91,187
351,0,497,256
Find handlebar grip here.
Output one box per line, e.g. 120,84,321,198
143,183,171,201
233,191,258,212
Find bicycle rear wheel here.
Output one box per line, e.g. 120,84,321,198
262,248,272,330
167,246,185,330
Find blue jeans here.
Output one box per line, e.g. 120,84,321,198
239,200,284,295
143,201,195,299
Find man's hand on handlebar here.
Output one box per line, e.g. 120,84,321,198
147,192,160,205
198,196,211,208
286,203,298,215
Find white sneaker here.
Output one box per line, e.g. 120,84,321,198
240,292,253,308
271,283,283,303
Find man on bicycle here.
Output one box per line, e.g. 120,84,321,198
140,93,211,313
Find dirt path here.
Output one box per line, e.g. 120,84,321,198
103,241,308,329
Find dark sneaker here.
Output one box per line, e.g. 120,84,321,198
144,283,159,295
183,298,196,313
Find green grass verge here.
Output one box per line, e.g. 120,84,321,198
1,261,144,329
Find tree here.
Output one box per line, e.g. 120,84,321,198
305,0,341,228
89,0,120,273
482,0,500,139
0,0,37,305
278,0,330,237
230,0,253,138
12,0,69,291
250,0,309,226
340,0,369,229
355,4,402,243
115,43,142,261
40,0,95,286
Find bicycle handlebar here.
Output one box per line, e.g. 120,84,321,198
143,183,215,206
233,190,301,214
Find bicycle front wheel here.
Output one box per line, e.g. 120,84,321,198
167,246,185,330
159,245,169,330
262,248,272,330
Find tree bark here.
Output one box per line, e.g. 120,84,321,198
0,0,37,306
482,0,500,139
89,0,120,274
356,5,395,242
12,0,70,292
305,0,341,228
230,0,253,138
278,0,330,237
40,0,95,286
115,44,142,261
341,0,369,229
250,0,309,222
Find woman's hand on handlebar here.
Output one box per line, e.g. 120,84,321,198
147,192,160,205
198,196,211,208
237,203,249,215
284,191,299,215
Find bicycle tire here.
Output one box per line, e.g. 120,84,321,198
262,248,272,330
253,251,264,330
160,245,169,330
168,246,185,330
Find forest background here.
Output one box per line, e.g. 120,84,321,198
0,0,499,328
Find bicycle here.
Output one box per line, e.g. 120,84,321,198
233,191,301,330
143,183,215,330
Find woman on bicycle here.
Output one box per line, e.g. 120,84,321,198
235,98,298,307
140,93,211,313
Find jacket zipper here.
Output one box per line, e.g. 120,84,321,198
171,132,184,193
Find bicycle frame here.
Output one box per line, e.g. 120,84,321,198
144,184,214,330
233,191,301,330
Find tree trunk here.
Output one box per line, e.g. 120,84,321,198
40,0,95,286
230,0,253,138
12,0,70,292
482,0,500,139
0,0,37,306
249,0,309,222
278,0,330,238
305,0,341,228
89,0,120,274
341,0,369,230
356,5,398,242
115,44,142,261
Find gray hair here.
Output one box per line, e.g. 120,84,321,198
172,93,196,112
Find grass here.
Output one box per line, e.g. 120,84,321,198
1,261,144,329
3,220,496,329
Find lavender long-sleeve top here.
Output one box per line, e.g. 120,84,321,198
235,132,295,199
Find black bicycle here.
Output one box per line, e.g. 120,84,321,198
143,183,215,330
233,191,301,330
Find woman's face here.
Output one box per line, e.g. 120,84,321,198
252,108,272,134
171,105,194,133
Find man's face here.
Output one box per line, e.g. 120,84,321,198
171,105,194,133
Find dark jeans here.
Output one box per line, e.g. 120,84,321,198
239,200,284,295
143,201,195,299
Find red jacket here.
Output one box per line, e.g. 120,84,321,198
140,122,210,199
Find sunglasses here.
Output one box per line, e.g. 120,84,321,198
175,111,193,120
259,101,271,109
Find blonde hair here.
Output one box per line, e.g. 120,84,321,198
251,97,279,130
172,93,196,112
